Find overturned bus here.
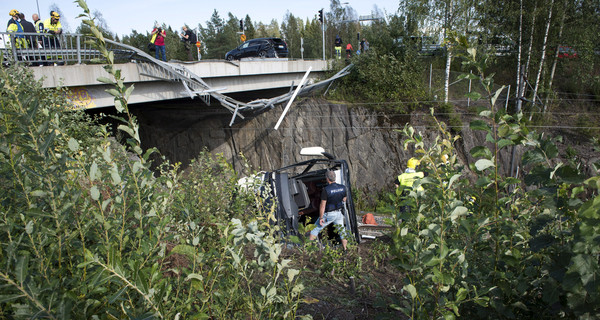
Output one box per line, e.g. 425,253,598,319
259,147,360,244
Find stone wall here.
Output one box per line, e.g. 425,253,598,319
134,98,533,200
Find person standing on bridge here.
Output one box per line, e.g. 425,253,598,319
151,24,167,62
309,170,348,251
6,10,27,49
180,25,197,61
43,11,62,49
18,13,37,49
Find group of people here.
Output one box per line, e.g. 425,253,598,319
334,35,370,60
6,9,62,49
148,24,198,62
6,9,62,65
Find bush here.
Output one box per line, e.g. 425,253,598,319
0,4,307,318
389,47,600,319
328,51,430,107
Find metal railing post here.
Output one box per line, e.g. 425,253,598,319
10,34,18,62
76,34,81,64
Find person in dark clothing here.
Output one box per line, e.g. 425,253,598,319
18,13,37,48
180,25,197,61
334,35,342,59
309,170,348,250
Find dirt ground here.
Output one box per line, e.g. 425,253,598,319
289,235,409,320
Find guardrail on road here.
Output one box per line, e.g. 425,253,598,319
0,32,134,65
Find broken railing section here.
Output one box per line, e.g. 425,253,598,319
108,39,355,125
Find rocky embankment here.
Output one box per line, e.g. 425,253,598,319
134,98,598,202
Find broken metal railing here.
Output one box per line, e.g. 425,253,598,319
0,32,352,125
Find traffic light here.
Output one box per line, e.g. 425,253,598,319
318,9,323,23
239,19,244,31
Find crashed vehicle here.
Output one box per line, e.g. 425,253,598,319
258,147,360,244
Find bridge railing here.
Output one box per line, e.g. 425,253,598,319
0,32,135,66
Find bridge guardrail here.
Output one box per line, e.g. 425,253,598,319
0,32,134,65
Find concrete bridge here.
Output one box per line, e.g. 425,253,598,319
2,32,350,124
30,59,328,110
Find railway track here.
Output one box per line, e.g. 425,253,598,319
356,212,394,240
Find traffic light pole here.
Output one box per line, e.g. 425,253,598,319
321,9,325,60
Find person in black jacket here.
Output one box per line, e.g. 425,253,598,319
18,13,37,48
180,25,197,61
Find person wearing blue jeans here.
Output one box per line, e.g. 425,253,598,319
151,25,166,61
309,170,348,250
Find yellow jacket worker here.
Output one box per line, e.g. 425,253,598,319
396,158,424,190
43,11,62,48
7,9,27,48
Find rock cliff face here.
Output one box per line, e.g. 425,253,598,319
138,98,600,201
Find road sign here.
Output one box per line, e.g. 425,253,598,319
240,34,246,42
196,41,201,48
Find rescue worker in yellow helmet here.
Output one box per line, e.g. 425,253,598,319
43,11,62,48
7,9,27,49
395,158,425,190
395,157,425,214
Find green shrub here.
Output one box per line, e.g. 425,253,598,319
0,3,307,318
389,46,600,319
329,51,430,106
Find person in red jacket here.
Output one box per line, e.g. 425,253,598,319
151,23,167,62
345,42,353,58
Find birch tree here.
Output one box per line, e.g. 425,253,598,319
530,0,555,120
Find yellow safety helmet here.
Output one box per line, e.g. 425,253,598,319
407,157,420,169
51,11,60,19
9,9,19,17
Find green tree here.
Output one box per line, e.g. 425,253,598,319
281,12,303,59
244,14,256,39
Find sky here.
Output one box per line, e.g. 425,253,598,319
2,0,400,38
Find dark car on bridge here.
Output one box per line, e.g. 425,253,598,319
225,37,288,61
239,147,360,244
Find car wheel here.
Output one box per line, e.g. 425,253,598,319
226,55,234,61
258,50,267,58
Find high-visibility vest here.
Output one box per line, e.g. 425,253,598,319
34,19,44,33
7,20,27,48
42,18,61,34
397,171,424,189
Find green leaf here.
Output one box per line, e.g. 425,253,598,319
105,89,121,98
450,206,468,222
117,124,135,139
456,287,468,302
40,130,56,155
0,294,27,303
68,138,80,152
475,159,495,171
124,85,135,101
108,286,127,304
90,186,100,201
470,146,492,159
404,284,417,299
470,120,489,132
465,92,482,100
110,166,121,185
287,268,300,282
25,221,33,234
16,255,29,284
497,139,514,150
490,86,506,106
186,274,204,282
90,161,98,182
522,150,545,166
30,190,46,197
96,77,113,84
